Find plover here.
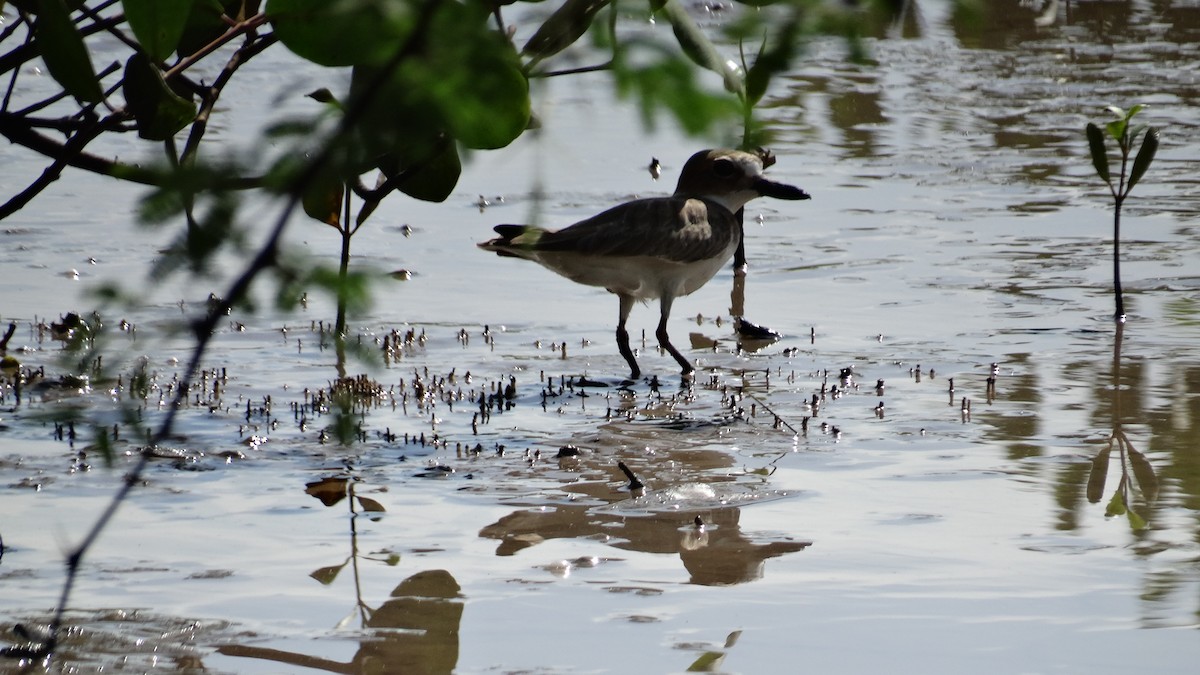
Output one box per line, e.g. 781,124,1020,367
478,148,809,379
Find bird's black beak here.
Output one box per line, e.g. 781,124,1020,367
755,177,810,200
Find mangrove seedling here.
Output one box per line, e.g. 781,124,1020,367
1086,104,1159,322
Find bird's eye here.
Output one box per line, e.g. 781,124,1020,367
712,158,737,178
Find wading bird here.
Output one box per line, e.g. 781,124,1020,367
478,149,809,379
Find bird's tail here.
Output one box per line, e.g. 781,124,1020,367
478,224,546,257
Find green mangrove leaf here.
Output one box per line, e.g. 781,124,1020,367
1128,447,1159,503
306,87,341,107
1125,103,1144,119
723,630,742,649
745,17,799,107
442,42,530,150
308,267,372,319
1126,507,1146,530
354,174,387,226
1104,104,1125,120
347,63,443,173
1086,446,1110,503
686,651,725,671
662,0,744,97
123,0,195,61
422,1,530,149
309,563,346,585
392,569,461,597
392,142,462,203
34,0,103,103
90,423,116,466
122,53,198,140
184,193,238,273
744,35,771,107
356,496,386,512
614,54,740,134
1127,128,1158,193
1104,485,1127,517
346,2,528,166
1085,123,1110,185
522,0,609,65
301,172,342,227
178,0,261,57
1105,118,1126,144
305,476,349,506
267,0,412,66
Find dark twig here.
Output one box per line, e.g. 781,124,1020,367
0,13,124,76
1,16,33,112
38,0,445,658
179,31,277,169
533,61,613,78
0,113,263,200
0,12,273,221
0,112,112,220
0,321,16,350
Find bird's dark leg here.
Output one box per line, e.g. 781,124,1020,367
656,295,693,376
616,294,640,379
732,207,747,277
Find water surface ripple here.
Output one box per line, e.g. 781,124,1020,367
2,1,1199,673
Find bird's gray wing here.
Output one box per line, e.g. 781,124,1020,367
535,197,737,263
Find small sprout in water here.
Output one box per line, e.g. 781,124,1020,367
618,461,645,492
1085,104,1160,321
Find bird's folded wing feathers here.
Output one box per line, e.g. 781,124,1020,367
535,197,737,263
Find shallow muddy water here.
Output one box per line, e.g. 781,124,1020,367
3,1,1200,673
